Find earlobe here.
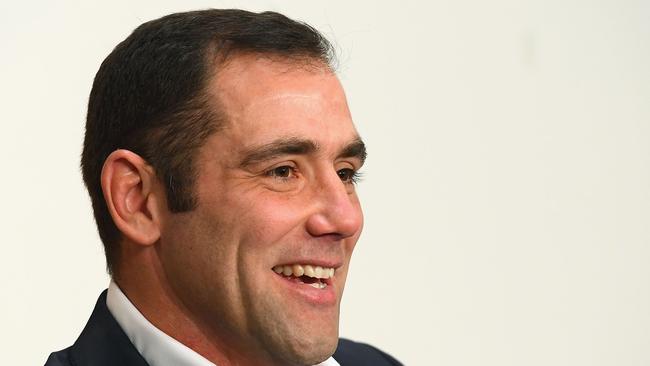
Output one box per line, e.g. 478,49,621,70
101,149,162,246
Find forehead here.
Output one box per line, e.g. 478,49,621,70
207,55,357,146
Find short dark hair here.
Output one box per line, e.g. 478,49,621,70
81,9,335,275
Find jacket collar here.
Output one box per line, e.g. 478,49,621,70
70,290,149,366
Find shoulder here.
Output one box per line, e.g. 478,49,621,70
333,338,403,366
45,347,72,366
43,290,148,366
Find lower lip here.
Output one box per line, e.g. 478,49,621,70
272,273,337,306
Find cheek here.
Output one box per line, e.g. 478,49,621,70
233,194,309,248
161,212,231,279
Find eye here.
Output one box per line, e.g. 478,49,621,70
266,165,296,179
337,168,361,184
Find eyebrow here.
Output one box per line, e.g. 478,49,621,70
337,138,367,165
238,136,367,167
239,137,318,167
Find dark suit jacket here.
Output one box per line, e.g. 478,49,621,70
45,291,402,366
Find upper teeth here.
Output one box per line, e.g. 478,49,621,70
272,264,335,279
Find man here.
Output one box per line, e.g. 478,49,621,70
46,9,401,366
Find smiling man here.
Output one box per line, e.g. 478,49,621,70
45,9,401,366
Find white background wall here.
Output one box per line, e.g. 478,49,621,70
1,1,649,365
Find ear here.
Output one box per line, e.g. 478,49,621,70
101,149,163,246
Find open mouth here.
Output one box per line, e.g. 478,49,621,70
272,264,335,289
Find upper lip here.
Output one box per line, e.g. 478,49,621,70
273,259,343,269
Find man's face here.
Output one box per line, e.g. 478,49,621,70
157,57,364,365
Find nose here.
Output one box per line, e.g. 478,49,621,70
305,169,363,239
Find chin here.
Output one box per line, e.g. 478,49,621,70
253,311,339,366
243,271,343,365
272,334,338,366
